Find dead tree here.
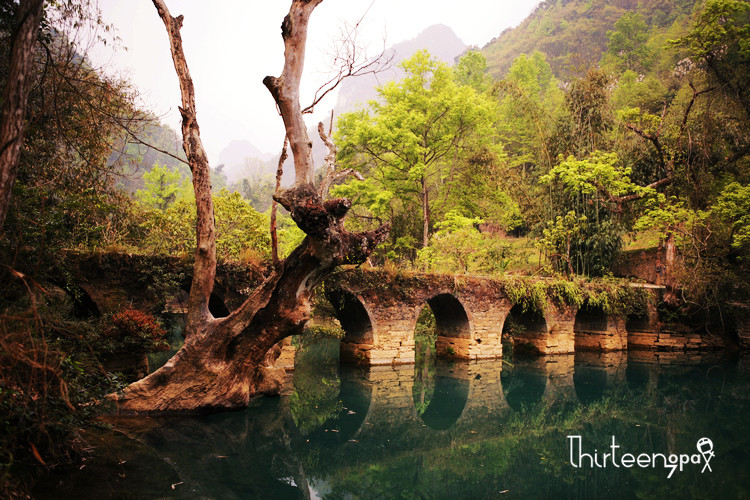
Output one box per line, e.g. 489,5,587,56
113,0,388,413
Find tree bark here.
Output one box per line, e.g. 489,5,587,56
0,0,44,233
421,176,429,248
113,0,388,414
663,233,678,306
150,0,216,332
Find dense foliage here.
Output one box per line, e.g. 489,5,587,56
333,0,749,317
1,0,749,494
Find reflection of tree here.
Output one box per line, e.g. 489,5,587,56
289,340,342,434
96,402,307,499
42,355,750,499
413,307,437,415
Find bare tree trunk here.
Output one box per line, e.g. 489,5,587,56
113,0,387,414
150,0,216,332
664,232,678,305
0,0,43,233
270,137,288,268
421,176,429,248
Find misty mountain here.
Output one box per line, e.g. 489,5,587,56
334,23,467,114
217,139,274,184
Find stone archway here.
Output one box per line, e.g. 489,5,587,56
574,302,608,351
502,304,548,355
625,312,653,349
327,289,376,364
411,295,472,429
426,293,472,358
574,302,626,351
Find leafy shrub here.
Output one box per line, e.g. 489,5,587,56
137,189,271,261
108,309,170,353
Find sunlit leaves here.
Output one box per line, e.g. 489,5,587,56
714,182,750,250
135,163,184,210
541,151,651,201
138,189,270,261
335,49,498,255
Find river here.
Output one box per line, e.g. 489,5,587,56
34,340,750,499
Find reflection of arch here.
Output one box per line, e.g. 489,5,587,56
287,353,373,446
501,361,547,411
573,365,607,404
414,360,470,430
328,290,374,344
334,367,372,441
626,362,652,392
502,304,548,355
574,302,608,351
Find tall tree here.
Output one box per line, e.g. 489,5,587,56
0,0,43,233
335,50,496,251
114,0,387,413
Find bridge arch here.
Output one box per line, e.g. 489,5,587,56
411,295,472,429
326,289,377,364
625,312,648,346
574,301,626,351
574,302,608,351
178,282,230,318
420,293,474,358
502,304,549,355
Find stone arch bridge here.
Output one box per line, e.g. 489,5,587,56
323,269,724,366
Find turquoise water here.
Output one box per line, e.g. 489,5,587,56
36,342,750,499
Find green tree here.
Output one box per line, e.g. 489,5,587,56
540,152,640,276
138,189,270,261
714,182,750,254
607,12,653,71
453,50,493,93
675,0,750,117
335,50,497,255
135,163,184,210
552,68,614,157
494,52,561,231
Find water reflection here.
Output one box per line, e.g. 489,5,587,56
35,347,750,499
502,358,547,411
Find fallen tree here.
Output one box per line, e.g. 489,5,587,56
113,0,388,413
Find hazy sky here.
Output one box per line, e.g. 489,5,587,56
92,1,541,164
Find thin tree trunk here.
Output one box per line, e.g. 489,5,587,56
113,0,388,414
150,0,216,332
271,137,288,268
0,0,44,233
664,232,678,305
421,176,429,248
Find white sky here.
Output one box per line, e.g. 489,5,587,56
92,1,541,164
